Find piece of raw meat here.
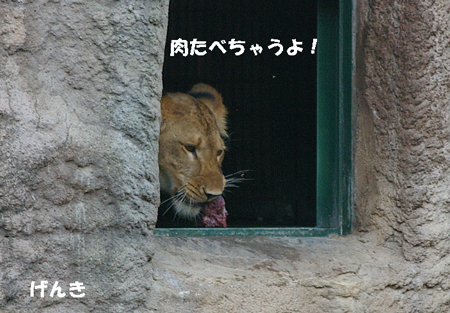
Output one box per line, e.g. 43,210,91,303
201,195,228,228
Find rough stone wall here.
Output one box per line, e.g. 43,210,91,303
0,1,168,312
1,0,450,312
354,0,450,309
355,0,450,262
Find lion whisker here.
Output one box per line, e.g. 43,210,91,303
225,183,240,189
160,193,180,206
226,177,251,183
162,189,187,216
225,177,252,187
222,170,252,196
171,192,188,222
163,198,178,216
225,170,252,178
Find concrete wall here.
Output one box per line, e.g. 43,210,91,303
1,0,450,312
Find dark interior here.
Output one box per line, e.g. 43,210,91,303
157,0,317,228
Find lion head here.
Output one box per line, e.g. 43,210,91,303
158,83,228,218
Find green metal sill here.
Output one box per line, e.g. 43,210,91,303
153,227,341,237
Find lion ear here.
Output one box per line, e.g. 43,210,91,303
160,94,178,133
160,118,167,133
160,94,175,118
189,83,228,138
160,95,169,132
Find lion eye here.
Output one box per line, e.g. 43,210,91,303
184,145,197,157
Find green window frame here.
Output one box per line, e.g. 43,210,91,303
155,0,354,237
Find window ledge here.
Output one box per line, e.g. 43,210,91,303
154,227,341,237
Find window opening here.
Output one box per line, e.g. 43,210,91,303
156,0,353,236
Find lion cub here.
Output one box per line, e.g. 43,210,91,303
159,84,228,219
